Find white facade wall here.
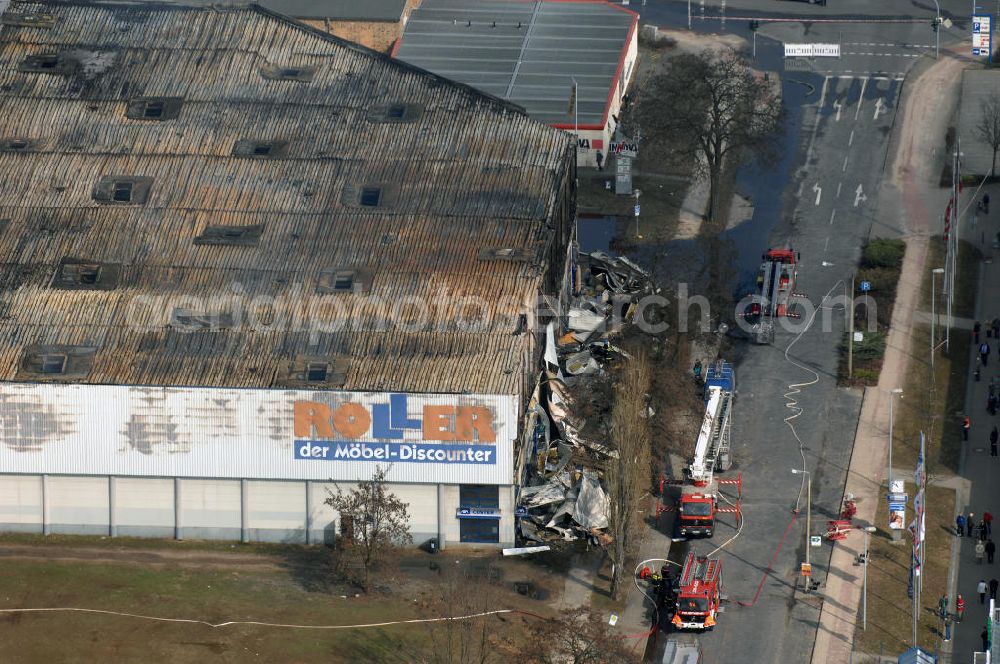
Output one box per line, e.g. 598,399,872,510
115,477,174,538
0,476,515,546
49,476,108,535
0,476,41,532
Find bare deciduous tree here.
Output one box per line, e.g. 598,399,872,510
605,350,652,600
418,566,511,664
977,92,1000,178
524,606,633,664
325,464,412,592
631,50,783,221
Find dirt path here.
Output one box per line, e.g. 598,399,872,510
0,543,285,571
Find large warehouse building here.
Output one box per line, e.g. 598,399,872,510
0,0,575,548
393,0,639,168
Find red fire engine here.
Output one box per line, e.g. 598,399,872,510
671,553,724,631
742,247,802,344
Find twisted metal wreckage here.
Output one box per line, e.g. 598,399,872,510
517,251,656,545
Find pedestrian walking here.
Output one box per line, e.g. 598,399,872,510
958,594,966,621
965,416,972,442
977,321,983,345
981,520,989,541
979,579,988,604
990,578,998,600
959,513,968,536
976,540,985,564
987,510,995,536
982,342,992,367
939,594,949,618
970,512,977,537
988,539,996,564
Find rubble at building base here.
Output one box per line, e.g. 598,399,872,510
516,251,656,544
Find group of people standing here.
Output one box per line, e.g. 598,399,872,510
956,511,997,564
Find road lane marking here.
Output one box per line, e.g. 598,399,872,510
854,77,868,120
824,236,830,251
829,209,837,225
843,155,849,172
873,97,885,121
804,77,830,168
813,182,822,206
837,182,842,198
833,99,842,122
854,184,867,207
849,129,855,146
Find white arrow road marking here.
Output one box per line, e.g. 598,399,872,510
854,77,868,120
873,97,884,121
833,99,842,122
813,182,822,206
854,184,867,207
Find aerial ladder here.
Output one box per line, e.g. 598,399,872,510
742,247,803,344
660,361,742,538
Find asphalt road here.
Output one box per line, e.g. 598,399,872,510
637,2,949,661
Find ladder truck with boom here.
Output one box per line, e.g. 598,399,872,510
674,360,742,538
670,552,724,631
742,247,803,344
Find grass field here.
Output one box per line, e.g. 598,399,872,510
0,542,549,663
854,484,955,655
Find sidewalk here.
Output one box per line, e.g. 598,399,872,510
810,236,929,664
949,187,1000,662
811,45,969,664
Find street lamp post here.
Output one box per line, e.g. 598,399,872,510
933,0,940,59
792,469,812,567
688,0,692,29
862,525,877,630
888,388,903,542
931,268,944,367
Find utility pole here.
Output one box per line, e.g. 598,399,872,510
931,268,944,367
932,0,940,59
688,0,691,29
792,469,812,566
862,525,877,630
848,275,855,379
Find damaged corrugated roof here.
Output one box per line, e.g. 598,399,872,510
0,0,575,398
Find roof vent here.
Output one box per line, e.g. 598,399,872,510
1,138,31,152
125,97,183,121
194,224,264,247
370,103,423,123
51,258,120,290
17,345,97,380
232,140,290,158
276,358,351,387
171,308,234,331
316,268,373,294
260,65,317,82
478,247,536,262
19,53,76,75
93,176,153,205
2,13,58,28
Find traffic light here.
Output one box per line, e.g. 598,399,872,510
932,19,939,32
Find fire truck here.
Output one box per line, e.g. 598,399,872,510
743,247,801,344
671,553,724,631
675,361,742,538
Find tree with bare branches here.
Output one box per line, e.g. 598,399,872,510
325,464,412,592
524,606,633,664
631,50,783,221
977,92,1000,178
605,350,653,600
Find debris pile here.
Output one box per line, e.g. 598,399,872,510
517,251,655,544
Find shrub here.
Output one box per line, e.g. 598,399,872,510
853,330,887,361
862,238,905,269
